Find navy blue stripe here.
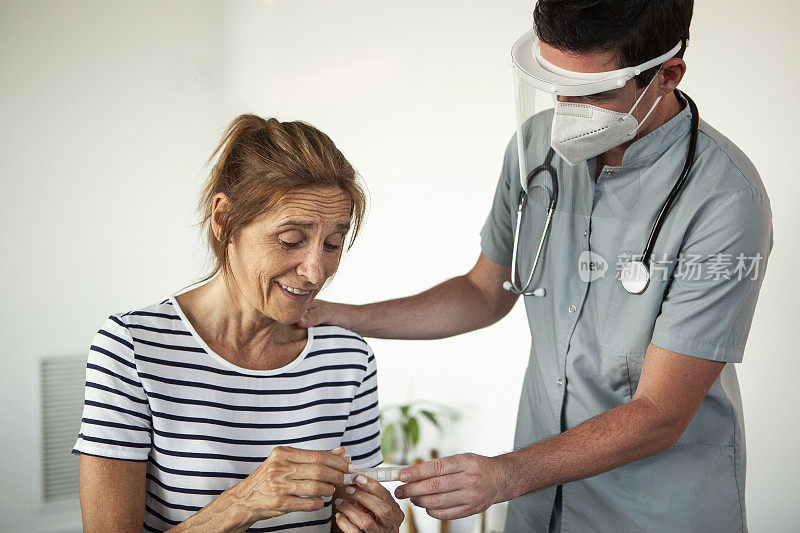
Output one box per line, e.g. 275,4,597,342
151,426,342,446
159,298,170,305
360,369,377,385
146,473,224,495
150,456,247,480
82,417,150,433
134,352,365,379
306,347,368,358
128,323,193,336
313,333,366,344
367,353,375,363
143,505,331,533
354,385,377,401
87,362,144,389
138,372,359,395
145,503,179,525
341,430,379,447
108,314,127,329
151,409,347,429
133,336,207,353
344,415,379,433
147,489,201,512
97,328,134,350
85,381,149,404
77,432,150,449
89,344,137,370
146,390,351,412
248,514,331,532
351,444,382,463
71,449,148,462
152,442,266,463
84,399,151,422
123,310,181,320
350,400,379,417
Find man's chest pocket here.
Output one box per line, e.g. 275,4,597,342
600,251,671,357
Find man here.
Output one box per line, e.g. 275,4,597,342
298,1,772,530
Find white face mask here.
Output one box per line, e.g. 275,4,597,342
549,74,662,166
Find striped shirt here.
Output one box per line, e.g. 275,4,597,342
72,296,382,532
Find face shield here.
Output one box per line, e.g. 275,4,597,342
511,28,683,191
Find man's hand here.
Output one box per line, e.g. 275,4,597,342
297,300,354,329
393,453,508,520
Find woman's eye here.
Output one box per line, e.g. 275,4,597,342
324,242,341,252
280,240,302,249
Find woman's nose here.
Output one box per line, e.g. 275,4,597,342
297,249,326,286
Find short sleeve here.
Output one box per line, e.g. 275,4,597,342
340,345,382,468
651,188,773,363
479,136,517,266
72,315,153,461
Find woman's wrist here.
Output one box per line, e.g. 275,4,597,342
172,485,259,533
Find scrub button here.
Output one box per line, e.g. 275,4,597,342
568,304,576,314
557,379,564,387
605,169,614,175
584,229,588,237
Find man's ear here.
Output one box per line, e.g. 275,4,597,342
659,57,686,95
211,193,231,242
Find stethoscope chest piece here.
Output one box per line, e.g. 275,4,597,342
620,259,650,295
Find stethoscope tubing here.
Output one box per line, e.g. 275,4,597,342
505,90,700,296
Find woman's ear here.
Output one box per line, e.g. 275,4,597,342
659,57,686,95
211,193,231,243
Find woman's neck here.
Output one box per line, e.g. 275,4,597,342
176,273,307,370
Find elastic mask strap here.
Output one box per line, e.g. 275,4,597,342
625,71,663,131
626,71,660,118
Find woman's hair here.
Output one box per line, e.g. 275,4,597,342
196,114,366,284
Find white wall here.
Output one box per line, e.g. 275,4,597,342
1,1,798,531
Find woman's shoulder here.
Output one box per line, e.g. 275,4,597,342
110,297,186,331
310,324,371,351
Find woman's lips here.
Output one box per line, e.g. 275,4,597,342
275,280,314,302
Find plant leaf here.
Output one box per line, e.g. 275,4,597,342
407,417,420,446
419,409,441,428
381,423,396,458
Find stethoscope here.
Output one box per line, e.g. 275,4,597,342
503,90,700,297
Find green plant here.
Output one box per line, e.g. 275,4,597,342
379,400,460,464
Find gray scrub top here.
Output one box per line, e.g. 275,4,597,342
480,94,773,533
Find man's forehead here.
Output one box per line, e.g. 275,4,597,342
538,41,621,74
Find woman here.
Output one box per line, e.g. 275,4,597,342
72,115,404,533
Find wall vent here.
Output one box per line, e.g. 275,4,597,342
40,354,87,502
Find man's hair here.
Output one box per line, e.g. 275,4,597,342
533,0,693,86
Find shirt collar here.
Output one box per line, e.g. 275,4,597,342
618,90,693,168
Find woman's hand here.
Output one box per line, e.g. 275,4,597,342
334,474,404,533
225,446,353,525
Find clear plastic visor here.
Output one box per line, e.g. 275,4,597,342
512,66,658,192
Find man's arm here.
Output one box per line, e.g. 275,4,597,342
298,253,519,339
394,342,725,520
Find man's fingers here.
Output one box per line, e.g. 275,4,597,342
394,472,462,499
409,489,464,510
399,456,462,483
296,300,329,327
426,504,475,521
